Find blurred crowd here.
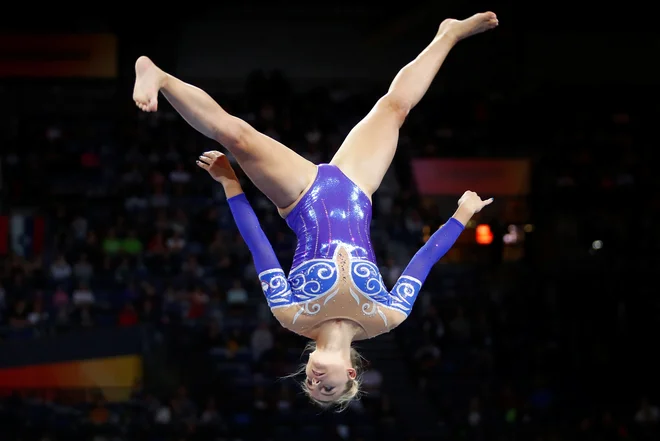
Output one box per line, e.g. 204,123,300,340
0,71,658,441
0,379,399,441
394,87,659,441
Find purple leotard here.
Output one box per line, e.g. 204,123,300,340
227,164,465,334
286,164,376,269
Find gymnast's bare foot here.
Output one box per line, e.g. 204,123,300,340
438,12,498,43
133,56,167,112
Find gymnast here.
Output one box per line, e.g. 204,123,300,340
133,12,498,407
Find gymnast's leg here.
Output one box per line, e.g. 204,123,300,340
330,12,498,196
132,57,317,210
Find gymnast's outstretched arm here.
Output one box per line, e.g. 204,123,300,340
389,191,493,316
197,151,292,309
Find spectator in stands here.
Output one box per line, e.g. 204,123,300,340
154,401,172,425
89,398,111,425
169,162,191,184
71,215,88,243
449,306,471,342
175,386,196,418
250,322,274,361
27,292,48,328
8,299,29,328
118,303,139,327
166,231,186,253
147,230,167,256
121,230,143,255
467,396,482,427
73,253,94,282
102,228,122,255
204,322,224,350
200,397,222,426
360,364,383,397
50,254,72,282
275,385,294,412
150,185,170,209
635,396,659,424
420,305,445,342
72,282,94,307
182,255,204,280
413,341,441,389
115,258,133,284
226,279,248,305
52,286,70,328
381,257,404,288
140,299,159,324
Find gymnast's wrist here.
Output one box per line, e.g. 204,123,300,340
452,204,475,226
221,179,243,198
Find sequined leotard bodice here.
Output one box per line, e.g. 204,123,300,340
286,164,376,269
227,164,465,339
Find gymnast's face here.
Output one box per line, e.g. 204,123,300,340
305,350,356,402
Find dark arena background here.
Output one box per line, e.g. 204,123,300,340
0,2,658,441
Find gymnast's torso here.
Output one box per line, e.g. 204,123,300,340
260,164,417,339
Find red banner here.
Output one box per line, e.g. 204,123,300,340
0,355,142,401
0,34,117,78
412,158,531,196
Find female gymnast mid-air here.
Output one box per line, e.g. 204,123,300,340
133,12,499,408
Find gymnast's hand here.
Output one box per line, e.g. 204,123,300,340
196,151,239,186
457,191,493,214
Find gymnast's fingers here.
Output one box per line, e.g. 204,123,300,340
203,151,221,160
196,160,210,170
198,155,213,166
482,198,494,206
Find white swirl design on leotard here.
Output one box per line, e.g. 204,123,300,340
350,260,420,317
388,275,422,312
259,269,292,309
349,260,394,327
262,259,339,319
292,287,338,325
304,302,321,315
262,252,422,329
361,299,378,316
352,261,386,294
289,259,338,301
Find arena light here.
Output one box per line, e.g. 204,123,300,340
475,224,493,245
503,225,518,244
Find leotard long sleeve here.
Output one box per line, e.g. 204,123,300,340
227,193,291,308
227,164,465,338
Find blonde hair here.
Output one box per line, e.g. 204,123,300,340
291,341,364,412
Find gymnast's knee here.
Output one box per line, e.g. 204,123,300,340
213,115,253,153
377,93,411,126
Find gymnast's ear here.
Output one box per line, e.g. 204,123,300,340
347,368,357,379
